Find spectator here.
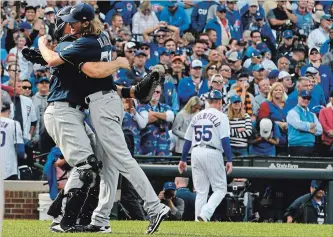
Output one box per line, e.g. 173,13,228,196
126,50,148,85
305,67,326,114
21,79,32,98
268,69,280,86
285,180,325,224
206,28,218,49
318,91,333,157
158,182,185,221
278,71,294,95
287,90,323,156
289,46,307,75
4,63,21,85
203,62,219,82
190,40,208,67
32,77,50,150
320,24,333,55
293,0,314,36
160,1,190,34
169,56,186,89
172,96,201,155
110,13,124,39
178,60,209,107
200,74,225,110
277,30,294,60
307,14,331,50
205,4,236,47
277,56,290,72
158,47,172,68
258,82,289,155
225,0,242,40
191,0,218,34
228,95,252,157
137,85,174,156
44,7,56,36
256,42,277,71
208,50,223,68
227,51,249,80
228,72,254,116
174,177,196,221
220,64,233,86
253,79,270,115
1,98,24,180
301,47,333,102
243,50,263,72
241,0,260,31
132,1,159,42
105,1,136,28
248,64,265,97
249,117,280,156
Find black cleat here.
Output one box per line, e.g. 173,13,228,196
84,224,111,233
146,206,170,235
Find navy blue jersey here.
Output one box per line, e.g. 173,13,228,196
47,40,90,107
59,33,116,96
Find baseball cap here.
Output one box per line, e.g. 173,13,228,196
249,0,259,7
154,28,169,35
255,12,264,20
256,42,270,53
293,46,306,53
311,180,323,189
227,51,241,62
313,10,325,23
259,118,273,139
125,41,136,51
282,30,293,39
33,64,47,72
61,3,95,23
191,59,203,68
140,42,150,48
158,47,171,56
230,95,241,103
37,77,50,83
251,50,261,57
45,7,55,14
217,4,227,12
278,71,291,80
253,64,264,72
208,90,223,100
135,50,147,57
306,67,319,75
268,69,280,79
25,5,36,12
321,14,331,21
298,90,312,99
1,101,11,112
114,2,125,12
237,72,249,80
115,78,131,87
172,56,184,63
167,0,177,7
19,22,32,30
164,182,176,190
309,47,319,55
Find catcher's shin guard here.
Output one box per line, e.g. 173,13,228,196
48,189,65,218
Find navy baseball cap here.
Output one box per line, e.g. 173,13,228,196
61,3,95,23
114,2,125,12
115,78,131,87
167,0,177,7
164,182,176,190
298,90,312,99
158,47,171,56
37,77,50,83
251,50,261,57
208,90,223,100
311,180,323,189
282,30,293,39
255,12,264,20
19,22,32,30
253,64,265,72
217,4,227,12
230,95,241,103
256,42,270,53
268,69,280,79
135,50,147,57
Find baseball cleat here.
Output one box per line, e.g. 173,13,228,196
197,215,208,222
84,224,111,233
51,224,76,233
146,205,170,235
49,221,60,230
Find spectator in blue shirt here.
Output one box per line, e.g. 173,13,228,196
287,90,323,156
191,0,218,33
174,177,196,221
320,26,333,55
105,1,136,27
160,1,190,34
178,59,209,107
293,0,315,36
226,0,243,40
249,117,281,156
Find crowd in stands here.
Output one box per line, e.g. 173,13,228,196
1,0,333,183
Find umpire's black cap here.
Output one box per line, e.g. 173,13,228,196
61,3,95,23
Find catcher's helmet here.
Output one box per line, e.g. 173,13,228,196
54,6,72,41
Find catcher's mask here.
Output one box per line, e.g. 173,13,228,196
54,6,72,41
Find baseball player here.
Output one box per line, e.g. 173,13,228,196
178,90,233,222
0,99,25,180
38,3,169,235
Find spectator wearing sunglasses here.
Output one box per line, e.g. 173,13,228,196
226,51,249,81
319,25,333,55
140,42,158,71
241,0,261,32
21,79,32,97
5,64,21,85
307,14,332,50
301,47,333,102
244,50,263,74
287,90,322,156
205,4,236,47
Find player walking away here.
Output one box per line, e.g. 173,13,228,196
0,99,25,180
38,3,170,234
178,90,233,222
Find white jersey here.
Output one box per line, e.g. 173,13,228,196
0,117,24,179
185,108,230,151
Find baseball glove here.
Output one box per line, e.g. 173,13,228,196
22,48,47,65
134,71,161,104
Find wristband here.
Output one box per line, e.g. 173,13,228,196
121,87,131,98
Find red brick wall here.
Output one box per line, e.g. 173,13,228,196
4,191,40,219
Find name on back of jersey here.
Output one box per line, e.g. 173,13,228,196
0,121,9,128
191,112,221,127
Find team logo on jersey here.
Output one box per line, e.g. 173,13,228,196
26,105,31,115
322,73,327,78
127,3,133,11
198,9,207,15
63,44,73,51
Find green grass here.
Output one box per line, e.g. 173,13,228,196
2,220,333,237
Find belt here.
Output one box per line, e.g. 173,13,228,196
48,102,86,112
85,90,112,104
193,144,217,150
76,161,88,167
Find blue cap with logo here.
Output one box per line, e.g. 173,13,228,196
61,3,95,23
256,42,270,53
135,50,147,57
37,77,50,83
282,30,293,39
164,182,176,190
158,47,171,56
19,22,32,30
253,64,264,72
311,180,323,189
167,0,177,7
217,4,227,12
298,90,312,99
114,1,125,12
115,78,131,87
268,69,280,79
230,95,241,103
208,90,223,100
251,50,261,57
255,11,264,20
